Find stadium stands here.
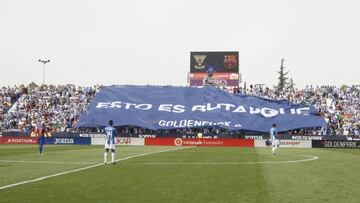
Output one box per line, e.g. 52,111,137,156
0,84,359,136
0,86,22,131
237,85,359,136
1,84,100,132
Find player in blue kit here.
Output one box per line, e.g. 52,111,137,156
270,123,279,155
104,120,116,164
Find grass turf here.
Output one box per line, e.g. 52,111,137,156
0,145,359,203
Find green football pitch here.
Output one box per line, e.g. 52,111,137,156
0,145,359,203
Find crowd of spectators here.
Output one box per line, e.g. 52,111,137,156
0,86,22,131
1,84,101,133
1,83,359,137
235,84,360,136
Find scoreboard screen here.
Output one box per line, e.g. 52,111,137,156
190,51,239,73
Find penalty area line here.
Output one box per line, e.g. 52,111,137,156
0,147,187,190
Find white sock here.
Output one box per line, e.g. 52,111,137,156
104,152,108,163
273,146,277,154
111,152,115,163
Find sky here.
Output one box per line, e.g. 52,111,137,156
0,0,359,88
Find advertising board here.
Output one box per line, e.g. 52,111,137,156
79,133,105,138
244,135,266,140
44,137,91,145
312,140,360,148
279,140,312,148
115,137,145,145
189,78,239,87
91,137,145,146
255,139,312,148
144,138,253,147
190,73,239,80
0,137,37,144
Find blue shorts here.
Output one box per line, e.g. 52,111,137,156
38,138,44,145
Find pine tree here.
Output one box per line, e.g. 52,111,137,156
19,84,28,94
277,58,289,91
288,78,296,90
28,82,38,90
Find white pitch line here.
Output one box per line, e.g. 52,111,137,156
0,159,96,165
0,147,185,190
131,155,319,165
0,145,88,151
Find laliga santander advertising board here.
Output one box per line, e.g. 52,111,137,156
144,138,254,147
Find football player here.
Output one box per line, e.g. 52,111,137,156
104,120,116,164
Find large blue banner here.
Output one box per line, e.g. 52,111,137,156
74,85,326,132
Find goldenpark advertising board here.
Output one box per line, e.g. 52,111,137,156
312,140,360,148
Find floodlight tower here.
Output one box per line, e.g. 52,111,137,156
38,59,51,84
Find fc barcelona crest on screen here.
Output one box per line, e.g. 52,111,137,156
224,54,237,69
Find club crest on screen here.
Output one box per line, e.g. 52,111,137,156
193,55,207,69
224,54,237,69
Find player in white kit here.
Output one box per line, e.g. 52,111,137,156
270,123,279,155
104,120,116,164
